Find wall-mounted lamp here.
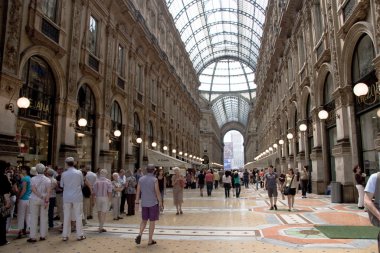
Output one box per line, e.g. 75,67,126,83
136,137,142,144
70,117,88,128
299,123,307,132
172,149,177,154
151,141,157,148
189,154,193,158
353,82,369,97
269,147,273,151
77,133,85,138
318,110,328,120
6,96,31,113
184,153,188,156
114,129,121,137
279,139,284,145
286,133,293,140
273,143,278,148
179,151,183,155
163,145,168,151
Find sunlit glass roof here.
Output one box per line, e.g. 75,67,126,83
199,59,256,100
212,96,250,127
165,0,268,127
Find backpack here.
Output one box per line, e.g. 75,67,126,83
82,185,91,198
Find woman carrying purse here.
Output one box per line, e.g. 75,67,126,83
282,168,298,212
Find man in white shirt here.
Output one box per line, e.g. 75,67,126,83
60,157,86,241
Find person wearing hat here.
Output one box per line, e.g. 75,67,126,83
30,167,38,177
28,163,51,243
60,157,86,241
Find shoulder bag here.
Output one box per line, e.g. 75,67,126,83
283,176,295,196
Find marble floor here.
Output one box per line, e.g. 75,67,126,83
2,185,378,253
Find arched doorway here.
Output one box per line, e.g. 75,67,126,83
75,84,96,170
16,56,56,166
323,73,336,182
352,34,379,175
109,101,122,173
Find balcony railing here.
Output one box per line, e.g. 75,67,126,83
88,54,99,71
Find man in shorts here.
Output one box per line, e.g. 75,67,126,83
264,165,279,210
135,164,162,246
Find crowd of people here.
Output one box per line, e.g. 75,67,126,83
1,159,379,248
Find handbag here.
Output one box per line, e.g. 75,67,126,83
283,175,295,196
368,173,380,227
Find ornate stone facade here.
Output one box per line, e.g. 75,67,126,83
250,0,380,202
0,0,201,172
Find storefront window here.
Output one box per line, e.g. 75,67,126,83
360,109,380,175
16,56,55,166
17,120,50,165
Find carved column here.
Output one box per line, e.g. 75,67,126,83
0,0,23,164
331,87,355,202
310,108,326,194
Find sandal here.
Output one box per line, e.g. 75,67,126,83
77,235,86,241
148,240,157,246
62,237,68,241
27,238,37,243
135,234,141,245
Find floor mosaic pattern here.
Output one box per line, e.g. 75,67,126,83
2,185,378,253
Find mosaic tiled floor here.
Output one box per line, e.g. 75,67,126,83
2,186,378,253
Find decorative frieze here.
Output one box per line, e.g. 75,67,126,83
3,0,22,75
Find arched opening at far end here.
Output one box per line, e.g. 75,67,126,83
223,130,244,170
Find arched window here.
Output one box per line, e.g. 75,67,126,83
76,84,96,169
134,113,140,135
111,101,122,134
20,56,55,123
323,73,334,105
17,56,56,165
352,34,375,83
147,121,154,147
77,85,95,131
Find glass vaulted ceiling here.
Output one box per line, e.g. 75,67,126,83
166,0,268,127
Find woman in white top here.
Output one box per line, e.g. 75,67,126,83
222,171,232,198
282,168,299,212
28,164,51,242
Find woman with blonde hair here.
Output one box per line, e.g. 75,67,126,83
171,167,184,215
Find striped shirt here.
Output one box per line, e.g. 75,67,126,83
93,176,112,197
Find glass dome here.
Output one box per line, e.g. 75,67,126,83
166,0,268,127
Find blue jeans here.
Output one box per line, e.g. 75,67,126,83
206,182,213,196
